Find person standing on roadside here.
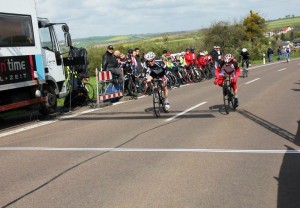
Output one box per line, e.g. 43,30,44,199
210,46,222,76
134,47,143,74
277,46,282,61
102,45,122,82
267,47,274,62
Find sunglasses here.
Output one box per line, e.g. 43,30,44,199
149,59,155,62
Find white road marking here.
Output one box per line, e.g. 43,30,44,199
0,108,99,138
165,102,207,122
245,78,260,85
277,68,287,72
0,147,299,154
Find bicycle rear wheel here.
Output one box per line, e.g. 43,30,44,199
127,78,138,98
153,88,161,117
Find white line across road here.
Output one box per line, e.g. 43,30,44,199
0,147,300,154
245,78,260,85
277,68,287,71
165,102,207,122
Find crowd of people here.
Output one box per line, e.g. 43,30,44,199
101,44,253,109
267,46,291,62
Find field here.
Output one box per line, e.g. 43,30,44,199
266,16,300,30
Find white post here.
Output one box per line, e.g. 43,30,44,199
263,52,266,65
95,68,99,107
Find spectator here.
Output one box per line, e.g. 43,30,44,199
196,51,207,69
114,50,122,67
277,46,282,61
267,47,274,62
131,50,138,73
184,47,194,69
191,47,197,65
102,45,122,82
210,46,222,76
285,47,290,62
134,48,143,73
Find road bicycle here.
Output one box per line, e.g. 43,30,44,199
124,71,139,99
64,67,95,108
203,64,214,79
152,78,169,117
242,60,249,78
222,75,236,114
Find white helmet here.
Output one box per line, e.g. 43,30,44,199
144,52,156,61
242,48,247,52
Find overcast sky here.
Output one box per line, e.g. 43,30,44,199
35,0,300,39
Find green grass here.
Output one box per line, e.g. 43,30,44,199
266,16,300,30
57,76,97,107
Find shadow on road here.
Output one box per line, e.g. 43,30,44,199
237,109,297,145
276,145,300,208
63,109,215,120
237,109,300,207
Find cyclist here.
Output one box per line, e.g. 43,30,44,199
144,51,170,110
240,48,251,69
196,51,207,69
214,53,241,108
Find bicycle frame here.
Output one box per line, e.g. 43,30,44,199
222,75,235,114
152,78,169,117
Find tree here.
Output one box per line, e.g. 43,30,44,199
280,33,286,41
203,21,247,55
243,10,266,43
290,31,295,41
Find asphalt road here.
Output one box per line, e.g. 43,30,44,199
1,59,300,208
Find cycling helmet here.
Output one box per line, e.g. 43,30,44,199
224,53,233,63
242,48,247,52
144,52,156,61
199,51,205,56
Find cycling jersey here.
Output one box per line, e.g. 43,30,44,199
215,60,240,90
147,62,166,78
240,51,250,61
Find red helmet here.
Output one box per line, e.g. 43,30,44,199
224,53,233,63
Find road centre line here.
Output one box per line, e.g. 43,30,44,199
165,102,207,122
245,78,260,85
0,147,299,154
277,68,287,71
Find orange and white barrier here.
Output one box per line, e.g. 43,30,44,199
95,68,123,106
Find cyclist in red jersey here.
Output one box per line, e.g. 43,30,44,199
214,53,241,107
197,51,207,69
184,48,194,69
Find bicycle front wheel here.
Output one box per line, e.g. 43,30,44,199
153,88,161,117
223,84,230,114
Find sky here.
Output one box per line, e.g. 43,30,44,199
35,0,300,39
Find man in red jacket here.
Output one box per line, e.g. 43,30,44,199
184,48,194,69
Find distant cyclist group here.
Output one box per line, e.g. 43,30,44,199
101,44,252,112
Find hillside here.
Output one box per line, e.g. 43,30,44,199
72,16,300,48
266,16,300,30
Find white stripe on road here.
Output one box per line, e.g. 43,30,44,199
0,108,99,138
165,102,207,122
277,68,287,72
245,78,260,85
0,147,299,154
